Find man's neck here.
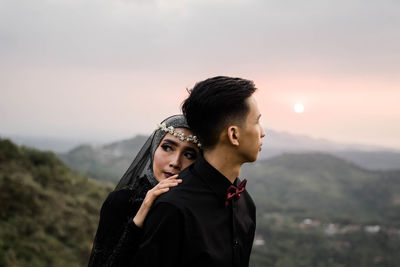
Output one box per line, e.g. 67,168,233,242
203,148,242,184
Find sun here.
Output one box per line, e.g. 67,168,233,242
294,103,304,113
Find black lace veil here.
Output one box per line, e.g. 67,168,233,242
114,114,190,190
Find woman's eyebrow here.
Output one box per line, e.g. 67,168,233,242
183,147,197,153
162,138,178,146
163,138,198,153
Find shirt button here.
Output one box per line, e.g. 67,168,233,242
233,240,239,247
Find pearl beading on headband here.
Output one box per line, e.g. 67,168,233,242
156,123,202,148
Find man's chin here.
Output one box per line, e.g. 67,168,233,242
245,154,258,163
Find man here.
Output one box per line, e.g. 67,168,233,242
134,76,265,267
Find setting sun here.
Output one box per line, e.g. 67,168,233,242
294,103,304,113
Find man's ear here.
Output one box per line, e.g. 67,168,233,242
227,126,240,146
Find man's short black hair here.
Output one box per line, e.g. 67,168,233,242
181,76,257,149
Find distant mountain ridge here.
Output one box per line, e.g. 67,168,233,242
264,129,389,152
59,135,148,183
57,130,400,183
261,130,400,171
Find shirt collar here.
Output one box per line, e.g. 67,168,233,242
193,154,240,200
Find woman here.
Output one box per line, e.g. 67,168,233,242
88,115,201,267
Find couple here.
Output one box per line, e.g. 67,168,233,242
89,76,266,267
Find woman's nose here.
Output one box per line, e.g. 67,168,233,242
169,154,182,170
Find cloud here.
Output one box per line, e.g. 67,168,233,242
1,0,399,76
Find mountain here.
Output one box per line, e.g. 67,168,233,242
334,150,400,170
260,130,400,171
57,130,400,184
0,139,112,267
1,134,103,153
263,129,385,152
58,135,148,183
1,140,399,267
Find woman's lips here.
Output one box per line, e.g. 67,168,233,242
164,172,176,178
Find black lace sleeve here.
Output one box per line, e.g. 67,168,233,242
103,218,144,266
88,177,152,267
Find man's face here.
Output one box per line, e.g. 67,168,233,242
237,95,266,162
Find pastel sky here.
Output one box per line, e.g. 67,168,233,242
1,0,399,149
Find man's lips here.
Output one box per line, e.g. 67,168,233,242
164,172,177,178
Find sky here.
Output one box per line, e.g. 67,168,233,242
1,0,399,149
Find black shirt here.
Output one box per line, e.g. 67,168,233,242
133,155,256,267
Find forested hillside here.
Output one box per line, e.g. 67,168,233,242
0,139,112,267
243,154,400,267
243,153,400,225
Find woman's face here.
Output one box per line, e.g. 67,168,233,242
152,128,200,181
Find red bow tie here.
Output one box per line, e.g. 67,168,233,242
225,179,247,207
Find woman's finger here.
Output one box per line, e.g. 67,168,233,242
144,177,183,204
159,176,181,184
148,186,172,198
155,179,182,189
143,188,169,206
156,181,180,189
152,187,170,196
145,180,181,200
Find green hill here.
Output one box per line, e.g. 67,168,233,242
242,153,400,267
0,139,112,267
243,153,400,225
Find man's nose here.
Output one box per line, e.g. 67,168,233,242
261,127,266,138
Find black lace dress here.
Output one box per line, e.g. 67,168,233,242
88,176,152,267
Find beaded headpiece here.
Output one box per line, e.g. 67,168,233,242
156,122,202,148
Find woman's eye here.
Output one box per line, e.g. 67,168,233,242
161,144,173,152
184,152,197,160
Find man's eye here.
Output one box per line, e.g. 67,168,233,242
161,144,173,152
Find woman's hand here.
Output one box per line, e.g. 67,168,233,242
133,175,182,228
